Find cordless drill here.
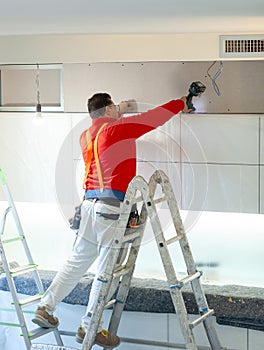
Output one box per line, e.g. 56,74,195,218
186,81,206,112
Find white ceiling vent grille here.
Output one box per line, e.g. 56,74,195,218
220,35,264,58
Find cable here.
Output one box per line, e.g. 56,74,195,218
35,63,41,113
207,61,223,96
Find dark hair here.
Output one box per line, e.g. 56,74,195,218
87,93,112,119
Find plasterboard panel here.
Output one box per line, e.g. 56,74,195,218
63,61,264,114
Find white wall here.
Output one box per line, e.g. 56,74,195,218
0,34,234,63
1,62,264,286
1,112,264,286
0,33,263,64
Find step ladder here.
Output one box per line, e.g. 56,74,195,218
0,166,63,350
80,169,227,350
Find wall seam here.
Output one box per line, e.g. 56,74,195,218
258,115,261,214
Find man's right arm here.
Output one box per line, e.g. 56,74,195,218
117,98,186,138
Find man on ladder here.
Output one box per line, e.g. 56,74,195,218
32,92,189,348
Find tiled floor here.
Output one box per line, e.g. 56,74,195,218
2,291,264,350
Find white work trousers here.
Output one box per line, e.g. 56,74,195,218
39,199,122,330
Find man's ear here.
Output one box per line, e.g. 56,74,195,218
105,105,111,116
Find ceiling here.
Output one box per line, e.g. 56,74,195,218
0,0,264,36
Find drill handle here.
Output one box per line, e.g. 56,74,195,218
186,92,195,112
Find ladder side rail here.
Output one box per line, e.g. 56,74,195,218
134,175,198,350
0,207,11,235
0,168,63,348
150,171,224,350
149,171,211,306
101,190,137,280
1,182,25,238
107,237,141,338
108,205,148,337
149,171,190,264
0,240,32,350
53,329,64,346
1,178,44,293
81,188,138,350
80,249,121,350
151,171,197,272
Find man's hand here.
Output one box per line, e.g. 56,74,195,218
181,96,192,113
118,99,137,114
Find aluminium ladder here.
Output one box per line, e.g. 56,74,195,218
80,169,227,350
0,167,63,350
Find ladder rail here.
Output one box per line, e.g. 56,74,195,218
81,183,149,350
80,193,137,350
134,174,198,349
108,206,148,337
0,166,63,349
148,170,224,350
0,238,33,349
0,174,44,293
0,206,11,235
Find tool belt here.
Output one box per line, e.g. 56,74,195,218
69,199,140,230
96,203,140,228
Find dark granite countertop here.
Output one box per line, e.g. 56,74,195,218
1,270,264,332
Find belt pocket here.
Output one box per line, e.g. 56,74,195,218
96,209,140,228
96,212,120,220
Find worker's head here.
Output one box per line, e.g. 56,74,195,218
88,93,119,119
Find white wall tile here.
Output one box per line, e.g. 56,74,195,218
0,113,72,203
71,113,90,160
261,166,264,214
182,163,259,213
249,329,264,350
137,115,181,163
260,115,264,164
136,160,182,208
181,115,259,164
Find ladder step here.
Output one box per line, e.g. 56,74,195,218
113,263,133,278
170,271,202,289
0,260,20,273
0,307,34,314
123,229,142,243
105,298,124,309
1,235,24,244
166,234,183,245
104,299,117,309
0,321,21,327
10,263,38,277
153,196,166,204
26,326,59,340
15,294,42,308
190,309,215,329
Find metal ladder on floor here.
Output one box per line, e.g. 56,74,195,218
0,166,63,350
80,169,227,350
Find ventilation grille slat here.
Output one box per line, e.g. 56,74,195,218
220,35,264,57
